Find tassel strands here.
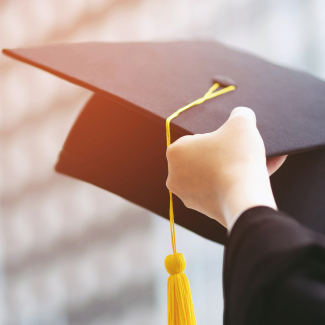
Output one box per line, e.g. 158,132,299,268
165,83,235,325
165,253,196,325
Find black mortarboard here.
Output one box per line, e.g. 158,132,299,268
3,42,325,245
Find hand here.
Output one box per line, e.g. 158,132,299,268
166,107,287,230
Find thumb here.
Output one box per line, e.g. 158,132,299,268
229,106,256,125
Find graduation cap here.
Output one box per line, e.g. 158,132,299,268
3,41,325,323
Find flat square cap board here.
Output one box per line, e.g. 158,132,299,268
3,41,325,245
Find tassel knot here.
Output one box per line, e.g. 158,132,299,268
165,253,186,275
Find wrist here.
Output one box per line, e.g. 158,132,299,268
221,175,277,230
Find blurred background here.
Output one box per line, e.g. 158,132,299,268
1,0,325,324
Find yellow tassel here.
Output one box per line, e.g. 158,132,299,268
165,83,236,325
165,253,196,325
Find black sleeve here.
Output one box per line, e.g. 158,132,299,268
223,206,325,325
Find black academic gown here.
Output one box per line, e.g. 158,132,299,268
223,206,325,325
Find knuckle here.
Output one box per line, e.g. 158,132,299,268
166,177,172,191
232,106,255,116
166,139,186,160
183,200,189,208
182,199,193,209
230,114,253,130
232,113,249,122
230,107,256,125
166,177,177,194
166,143,178,160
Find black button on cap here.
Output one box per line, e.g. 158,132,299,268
212,75,236,87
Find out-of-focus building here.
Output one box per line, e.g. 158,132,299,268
0,0,325,324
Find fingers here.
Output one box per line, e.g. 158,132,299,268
229,106,256,124
267,155,288,176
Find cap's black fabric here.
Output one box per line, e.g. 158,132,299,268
2,41,325,244
3,42,325,157
271,148,325,236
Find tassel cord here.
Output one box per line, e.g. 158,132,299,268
164,83,235,325
166,83,236,254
